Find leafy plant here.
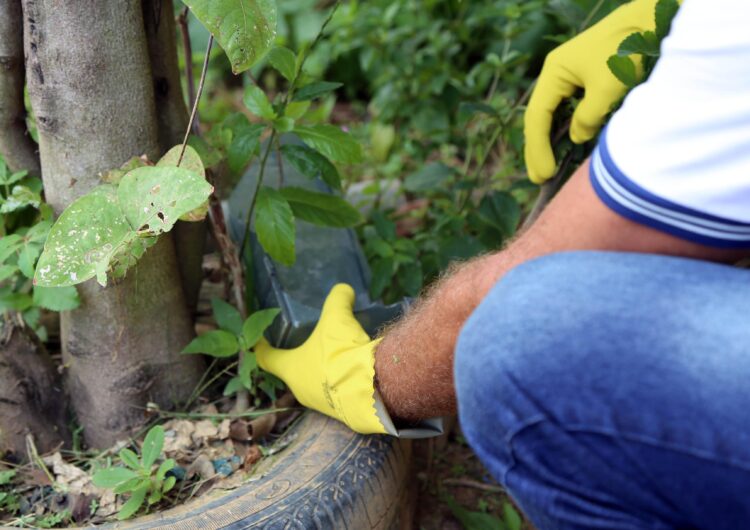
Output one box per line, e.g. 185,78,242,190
34,146,213,288
92,426,176,520
182,300,283,399
607,0,679,89
446,495,522,530
0,157,80,339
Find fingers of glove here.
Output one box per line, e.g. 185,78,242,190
255,338,293,376
524,60,578,184
317,283,370,344
570,80,629,144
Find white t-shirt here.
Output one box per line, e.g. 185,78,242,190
591,0,750,247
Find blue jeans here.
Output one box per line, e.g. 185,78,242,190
455,252,750,530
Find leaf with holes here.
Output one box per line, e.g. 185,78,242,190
294,125,363,164
118,166,213,234
182,0,278,74
280,187,362,228
255,186,295,266
34,186,134,287
157,145,210,221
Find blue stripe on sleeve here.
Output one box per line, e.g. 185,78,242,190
590,128,750,248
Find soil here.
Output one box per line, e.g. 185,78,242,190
412,422,534,530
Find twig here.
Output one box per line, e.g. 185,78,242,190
177,7,199,135
178,34,213,166
153,407,295,420
239,130,277,258
579,0,608,32
443,477,504,494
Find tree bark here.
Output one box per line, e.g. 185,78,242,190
0,0,40,175
0,321,69,459
143,0,207,314
22,0,203,448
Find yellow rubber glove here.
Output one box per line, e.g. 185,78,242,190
524,0,671,184
256,284,393,435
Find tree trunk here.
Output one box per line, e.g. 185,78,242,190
22,0,203,448
0,321,69,460
0,0,40,176
143,0,206,313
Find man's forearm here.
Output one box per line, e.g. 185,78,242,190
374,161,746,421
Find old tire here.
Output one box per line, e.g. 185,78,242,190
107,412,413,529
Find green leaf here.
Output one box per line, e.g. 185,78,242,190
273,116,295,133
156,459,175,481
0,264,17,283
119,448,141,470
162,475,177,493
18,243,40,278
0,470,14,486
157,145,205,178
476,192,521,239
228,124,264,174
371,212,396,241
370,258,394,300
32,286,80,312
182,330,240,358
34,186,134,287
239,351,258,390
403,162,455,192
181,0,277,74
223,376,244,396
118,166,214,235
446,496,508,530
284,101,310,120
617,31,659,57
140,426,165,469
503,502,522,530
280,144,341,190
147,488,163,506
255,186,295,265
242,308,280,348
607,55,639,88
211,298,243,335
113,477,148,495
92,467,139,489
0,185,41,214
280,187,362,228
267,46,297,82
0,235,22,263
117,485,148,520
655,0,680,39
0,292,32,312
294,125,363,164
397,263,423,297
244,85,276,120
293,81,343,102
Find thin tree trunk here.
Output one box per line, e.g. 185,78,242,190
0,0,40,176
0,321,69,459
143,0,206,314
22,0,203,448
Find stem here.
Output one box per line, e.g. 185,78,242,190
579,0,607,32
154,407,294,420
184,357,219,410
282,1,340,105
177,7,199,135
177,34,213,166
457,81,535,212
275,136,285,188
239,130,277,258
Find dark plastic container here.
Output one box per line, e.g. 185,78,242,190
227,138,409,348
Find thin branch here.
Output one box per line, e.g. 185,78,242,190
178,34,213,166
442,478,504,494
239,130,277,258
579,0,608,32
177,6,202,136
